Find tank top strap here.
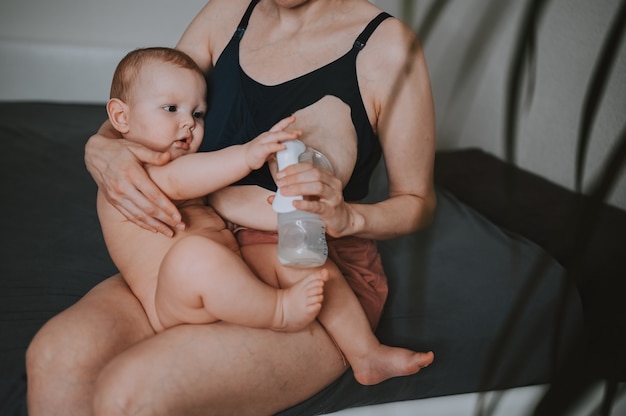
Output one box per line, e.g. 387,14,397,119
235,0,261,40
353,12,392,51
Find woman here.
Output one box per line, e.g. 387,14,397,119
26,0,436,414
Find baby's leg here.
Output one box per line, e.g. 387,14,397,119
253,249,434,386
315,262,434,384
154,235,327,332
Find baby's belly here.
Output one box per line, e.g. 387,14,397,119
180,204,239,252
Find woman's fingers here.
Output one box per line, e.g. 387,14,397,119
86,130,182,237
276,163,350,236
276,164,341,202
126,171,184,236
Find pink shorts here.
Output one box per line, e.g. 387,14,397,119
234,228,388,329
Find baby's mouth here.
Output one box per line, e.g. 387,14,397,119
177,137,191,150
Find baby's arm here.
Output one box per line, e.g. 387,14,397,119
148,117,300,201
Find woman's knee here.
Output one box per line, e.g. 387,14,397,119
26,312,100,414
93,345,166,416
26,312,90,379
26,321,61,379
27,276,153,384
93,360,143,416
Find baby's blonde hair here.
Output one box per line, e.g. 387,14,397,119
110,47,204,101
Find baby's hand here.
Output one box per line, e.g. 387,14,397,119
245,116,302,170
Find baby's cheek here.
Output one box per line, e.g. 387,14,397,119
191,129,204,152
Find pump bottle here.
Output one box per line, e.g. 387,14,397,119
272,140,329,268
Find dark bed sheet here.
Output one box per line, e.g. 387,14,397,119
0,102,620,415
0,103,118,415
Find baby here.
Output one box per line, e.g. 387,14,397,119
98,47,328,333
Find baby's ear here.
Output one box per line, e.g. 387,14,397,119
106,98,130,134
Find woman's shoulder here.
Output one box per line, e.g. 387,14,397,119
354,9,427,130
177,0,252,69
357,11,425,92
364,13,420,65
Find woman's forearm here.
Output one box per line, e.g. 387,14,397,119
84,119,183,236
345,191,436,240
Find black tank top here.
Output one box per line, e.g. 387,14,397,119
200,0,391,201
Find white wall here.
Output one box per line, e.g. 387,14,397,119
0,0,205,102
383,0,626,209
1,0,624,209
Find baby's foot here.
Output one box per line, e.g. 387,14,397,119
272,269,328,331
352,347,434,386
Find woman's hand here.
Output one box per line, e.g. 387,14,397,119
85,130,184,237
274,163,361,238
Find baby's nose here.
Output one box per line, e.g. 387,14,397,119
182,115,196,130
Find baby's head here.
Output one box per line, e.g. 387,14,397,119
107,47,207,159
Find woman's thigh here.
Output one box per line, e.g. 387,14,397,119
94,321,347,416
26,274,154,415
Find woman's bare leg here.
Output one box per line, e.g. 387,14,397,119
26,272,343,416
26,275,154,416
93,321,346,416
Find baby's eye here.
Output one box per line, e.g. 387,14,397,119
193,111,205,119
163,105,177,112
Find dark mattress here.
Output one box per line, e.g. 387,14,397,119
1,102,624,415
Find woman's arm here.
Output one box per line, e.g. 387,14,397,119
278,18,436,240
176,0,245,72
353,18,437,238
85,120,183,237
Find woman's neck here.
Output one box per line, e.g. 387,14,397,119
260,0,339,33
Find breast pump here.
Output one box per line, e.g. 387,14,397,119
272,140,332,268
